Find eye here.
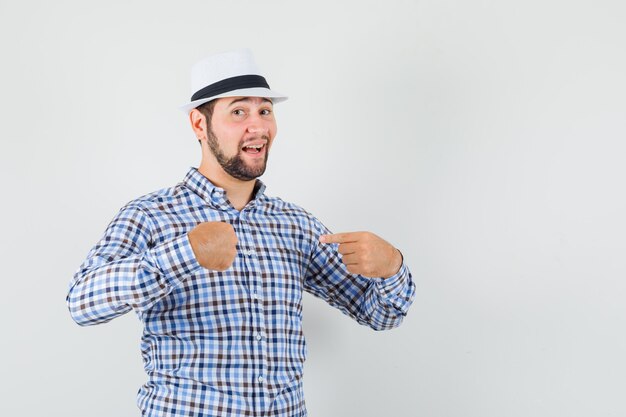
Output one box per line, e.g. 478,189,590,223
260,108,273,116
232,109,246,116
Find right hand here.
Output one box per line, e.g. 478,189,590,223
187,221,238,271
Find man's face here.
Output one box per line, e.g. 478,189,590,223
205,96,277,181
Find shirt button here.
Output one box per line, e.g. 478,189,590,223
256,332,263,341
252,292,259,300
258,375,264,383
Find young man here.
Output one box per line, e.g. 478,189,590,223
67,49,416,417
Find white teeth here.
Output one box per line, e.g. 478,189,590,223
245,144,263,149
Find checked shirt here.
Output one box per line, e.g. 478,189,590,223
66,167,416,417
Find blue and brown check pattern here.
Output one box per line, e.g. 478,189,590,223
67,167,416,417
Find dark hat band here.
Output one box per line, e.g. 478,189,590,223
191,74,270,102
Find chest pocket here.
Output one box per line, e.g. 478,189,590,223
258,245,306,315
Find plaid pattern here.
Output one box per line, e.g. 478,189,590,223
67,167,416,417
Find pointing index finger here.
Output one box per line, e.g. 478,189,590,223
319,232,359,244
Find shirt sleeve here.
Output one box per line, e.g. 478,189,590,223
302,216,416,331
66,204,203,326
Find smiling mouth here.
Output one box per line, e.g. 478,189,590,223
242,143,266,156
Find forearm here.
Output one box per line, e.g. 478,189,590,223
305,234,416,331
68,256,150,326
67,233,200,325
356,260,416,330
67,204,202,326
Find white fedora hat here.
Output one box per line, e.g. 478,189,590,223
179,48,288,114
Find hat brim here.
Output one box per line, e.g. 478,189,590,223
179,87,288,114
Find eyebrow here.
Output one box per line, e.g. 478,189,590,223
227,97,273,107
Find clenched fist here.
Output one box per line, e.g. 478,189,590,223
187,221,238,271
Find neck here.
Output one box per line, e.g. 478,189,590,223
198,161,256,211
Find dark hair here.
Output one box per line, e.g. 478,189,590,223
195,100,217,145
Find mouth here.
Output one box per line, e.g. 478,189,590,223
241,143,267,158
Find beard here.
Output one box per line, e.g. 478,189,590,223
205,128,270,181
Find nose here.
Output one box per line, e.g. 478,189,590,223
248,124,267,134
246,114,271,136
247,123,269,136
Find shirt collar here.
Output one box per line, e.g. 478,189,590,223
182,167,267,210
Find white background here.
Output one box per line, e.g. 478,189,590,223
1,1,625,416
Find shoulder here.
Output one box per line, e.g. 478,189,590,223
120,180,199,211
262,195,313,218
260,195,329,232
112,180,202,228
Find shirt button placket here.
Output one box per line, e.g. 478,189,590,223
238,210,268,411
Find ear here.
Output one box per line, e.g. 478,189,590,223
189,109,206,141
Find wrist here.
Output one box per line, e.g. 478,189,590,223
384,248,403,279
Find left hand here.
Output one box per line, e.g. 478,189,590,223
319,231,403,279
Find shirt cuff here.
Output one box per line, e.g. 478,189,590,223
148,233,203,287
376,261,409,298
